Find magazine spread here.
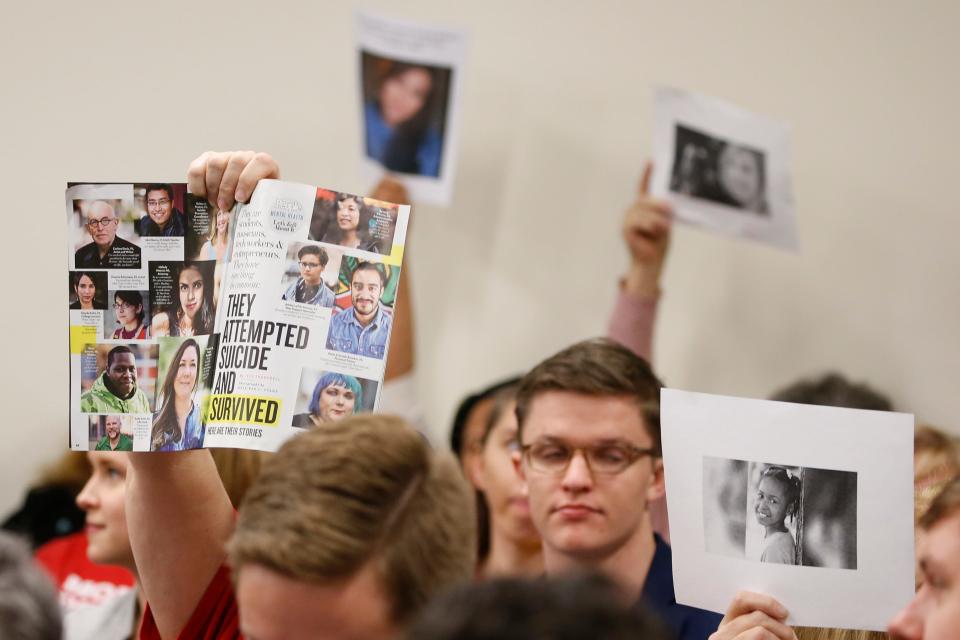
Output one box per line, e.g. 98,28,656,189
67,179,410,452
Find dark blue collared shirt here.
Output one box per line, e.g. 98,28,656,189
639,535,723,640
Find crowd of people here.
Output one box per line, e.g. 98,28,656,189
5,147,959,640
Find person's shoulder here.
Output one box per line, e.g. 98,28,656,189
132,387,151,410
74,242,95,260
331,307,353,324
140,564,240,640
676,604,723,639
94,438,108,450
114,235,139,249
761,531,796,563
364,100,382,122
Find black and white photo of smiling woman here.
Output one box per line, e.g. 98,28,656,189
703,456,858,570
751,465,801,565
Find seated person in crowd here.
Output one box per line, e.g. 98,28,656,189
711,477,960,640
913,424,959,517
137,183,187,237
769,372,893,411
281,245,335,307
512,337,722,640
75,200,141,269
3,452,90,549
34,450,262,620
0,531,62,640
888,476,960,639
80,346,150,414
54,448,263,640
68,450,142,638
406,572,671,640
467,382,543,579
127,416,475,639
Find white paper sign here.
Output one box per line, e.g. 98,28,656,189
661,388,914,630
355,9,468,206
651,87,799,251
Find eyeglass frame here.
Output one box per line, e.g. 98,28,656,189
85,217,118,229
520,439,658,475
298,261,322,270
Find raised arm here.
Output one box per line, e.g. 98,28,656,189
369,178,415,382
126,451,233,638
127,151,280,638
607,162,672,362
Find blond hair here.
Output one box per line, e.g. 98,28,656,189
209,448,266,509
227,415,476,623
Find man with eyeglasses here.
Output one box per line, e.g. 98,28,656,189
74,200,141,269
137,183,187,237
512,338,722,640
80,345,151,414
282,244,335,307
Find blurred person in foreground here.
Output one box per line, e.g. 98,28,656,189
54,448,263,639
888,476,960,639
0,531,62,640
406,572,670,640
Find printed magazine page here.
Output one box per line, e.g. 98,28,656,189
67,179,410,453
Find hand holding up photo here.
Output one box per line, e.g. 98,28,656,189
710,591,796,640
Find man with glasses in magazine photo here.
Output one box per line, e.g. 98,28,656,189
282,245,335,307
75,200,141,269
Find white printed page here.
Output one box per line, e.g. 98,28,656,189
355,9,469,206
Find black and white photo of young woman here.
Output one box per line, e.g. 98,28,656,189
747,463,802,564
704,456,858,569
361,51,452,178
669,124,769,215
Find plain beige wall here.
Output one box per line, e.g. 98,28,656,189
1,0,957,517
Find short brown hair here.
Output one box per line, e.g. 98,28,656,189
919,476,960,531
515,338,664,453
227,415,476,624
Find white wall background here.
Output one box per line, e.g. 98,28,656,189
1,0,957,517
